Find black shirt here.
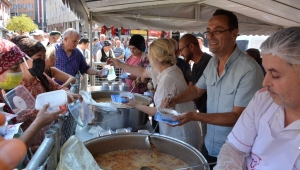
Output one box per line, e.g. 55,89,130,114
191,53,212,113
176,57,192,83
100,48,113,62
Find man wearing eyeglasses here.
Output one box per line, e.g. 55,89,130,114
165,9,264,168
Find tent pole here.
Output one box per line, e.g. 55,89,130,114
89,12,94,87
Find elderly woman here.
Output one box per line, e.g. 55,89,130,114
45,46,76,88
125,39,201,150
10,36,81,148
0,39,63,168
123,34,149,94
96,40,115,62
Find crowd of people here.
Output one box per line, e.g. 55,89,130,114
1,8,300,170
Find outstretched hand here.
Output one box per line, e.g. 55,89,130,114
107,58,122,68
34,103,63,127
0,114,27,170
125,98,138,108
67,93,83,103
172,112,195,126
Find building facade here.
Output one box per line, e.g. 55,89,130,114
46,0,87,35
0,0,12,38
9,0,46,31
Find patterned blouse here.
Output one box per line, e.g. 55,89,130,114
18,73,68,146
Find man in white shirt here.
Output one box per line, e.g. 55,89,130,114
215,27,300,170
77,38,90,63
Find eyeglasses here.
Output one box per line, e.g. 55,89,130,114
178,44,190,53
203,28,234,38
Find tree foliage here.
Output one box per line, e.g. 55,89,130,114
6,14,38,33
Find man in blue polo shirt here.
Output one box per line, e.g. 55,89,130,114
54,28,102,85
166,9,264,169
113,40,125,62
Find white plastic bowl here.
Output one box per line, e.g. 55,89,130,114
35,90,67,113
157,108,180,121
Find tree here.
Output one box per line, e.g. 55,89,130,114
6,14,38,34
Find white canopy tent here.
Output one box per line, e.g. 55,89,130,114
62,0,300,35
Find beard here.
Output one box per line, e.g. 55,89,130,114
184,51,194,62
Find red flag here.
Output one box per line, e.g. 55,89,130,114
101,26,107,34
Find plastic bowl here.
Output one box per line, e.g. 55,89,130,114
157,108,180,121
35,90,68,114
102,82,109,88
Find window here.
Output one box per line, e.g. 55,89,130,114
23,4,27,8
29,12,33,16
28,3,33,10
18,4,22,9
13,5,17,9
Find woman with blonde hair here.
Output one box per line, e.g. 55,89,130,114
126,38,201,150
45,46,76,88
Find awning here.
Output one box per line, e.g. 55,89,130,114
62,0,300,35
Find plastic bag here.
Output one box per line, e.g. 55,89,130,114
68,100,95,127
79,91,119,113
101,67,109,77
120,72,130,79
56,136,102,170
88,126,104,138
107,66,116,81
111,94,129,103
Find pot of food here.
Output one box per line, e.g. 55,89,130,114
84,133,209,170
90,91,151,131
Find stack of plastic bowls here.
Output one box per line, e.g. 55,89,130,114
100,82,109,91
110,82,119,91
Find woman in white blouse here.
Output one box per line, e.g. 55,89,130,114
126,38,201,150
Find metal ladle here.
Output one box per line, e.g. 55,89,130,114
145,123,159,148
141,162,217,170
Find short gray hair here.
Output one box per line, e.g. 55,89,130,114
62,28,79,39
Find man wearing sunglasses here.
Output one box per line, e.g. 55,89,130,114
165,9,264,168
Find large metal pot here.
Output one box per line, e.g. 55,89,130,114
84,133,209,170
90,91,151,131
